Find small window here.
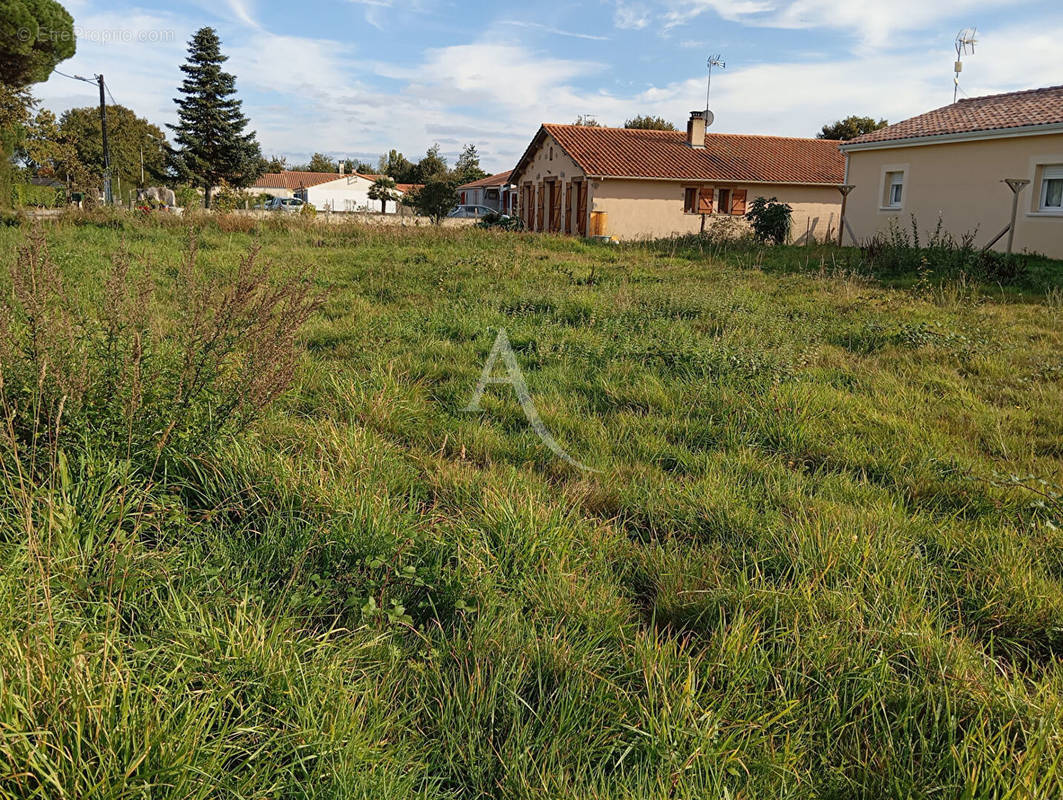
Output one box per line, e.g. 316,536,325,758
884,171,904,208
1040,165,1063,210
683,187,698,214
717,188,731,216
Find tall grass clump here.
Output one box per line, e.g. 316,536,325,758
863,215,1030,284
0,229,322,479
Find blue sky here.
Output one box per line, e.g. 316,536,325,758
35,0,1063,173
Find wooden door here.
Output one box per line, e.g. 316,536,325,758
564,182,573,233
576,182,588,235
523,184,535,229
536,184,545,232
549,181,561,232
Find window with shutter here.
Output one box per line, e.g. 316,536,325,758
684,187,698,214
717,188,731,216
731,189,747,216
1040,165,1063,210
698,187,714,214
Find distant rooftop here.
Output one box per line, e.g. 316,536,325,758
458,170,513,189
845,85,1063,147
513,125,844,185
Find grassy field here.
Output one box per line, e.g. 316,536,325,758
1,213,1062,798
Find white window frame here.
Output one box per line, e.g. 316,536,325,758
877,164,908,212
1038,164,1063,212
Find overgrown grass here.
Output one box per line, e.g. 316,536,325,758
1,214,1062,798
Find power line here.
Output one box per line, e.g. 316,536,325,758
52,68,91,84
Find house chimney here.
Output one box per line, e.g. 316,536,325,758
687,110,706,149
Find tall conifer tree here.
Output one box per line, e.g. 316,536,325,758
169,27,261,207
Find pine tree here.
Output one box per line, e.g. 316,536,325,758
453,144,487,185
169,27,262,208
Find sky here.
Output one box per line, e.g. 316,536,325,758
33,0,1063,173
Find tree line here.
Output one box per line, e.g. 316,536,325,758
265,142,488,187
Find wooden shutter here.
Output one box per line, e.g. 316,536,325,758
698,187,714,214
565,182,573,233
577,183,588,235
550,183,561,232
536,184,545,232
731,189,747,216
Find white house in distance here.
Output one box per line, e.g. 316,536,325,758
251,169,409,213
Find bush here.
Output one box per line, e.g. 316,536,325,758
174,184,200,209
863,216,1029,285
211,183,241,213
745,196,792,244
476,210,524,231
0,231,324,479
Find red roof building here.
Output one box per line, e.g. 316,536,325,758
509,112,845,240
840,85,1063,259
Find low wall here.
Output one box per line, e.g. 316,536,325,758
23,207,478,228
228,210,477,228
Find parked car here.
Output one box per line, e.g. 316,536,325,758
447,205,496,219
264,197,307,213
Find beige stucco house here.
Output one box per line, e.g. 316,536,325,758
509,112,845,241
840,85,1063,259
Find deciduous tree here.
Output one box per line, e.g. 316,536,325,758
404,178,457,224
624,115,676,131
415,144,447,183
817,115,888,141
59,104,168,194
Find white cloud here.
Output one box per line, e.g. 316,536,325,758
622,0,1035,45
224,0,261,29
498,20,609,41
614,3,651,29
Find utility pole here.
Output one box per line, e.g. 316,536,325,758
98,74,112,205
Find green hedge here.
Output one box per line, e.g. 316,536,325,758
12,183,65,209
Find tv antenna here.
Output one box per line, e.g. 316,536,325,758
953,28,977,103
705,54,725,127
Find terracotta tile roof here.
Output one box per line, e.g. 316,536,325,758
253,171,348,190
353,175,421,194
847,85,1063,146
458,170,513,190
513,125,843,185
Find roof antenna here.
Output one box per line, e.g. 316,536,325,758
954,28,977,103
705,54,725,128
